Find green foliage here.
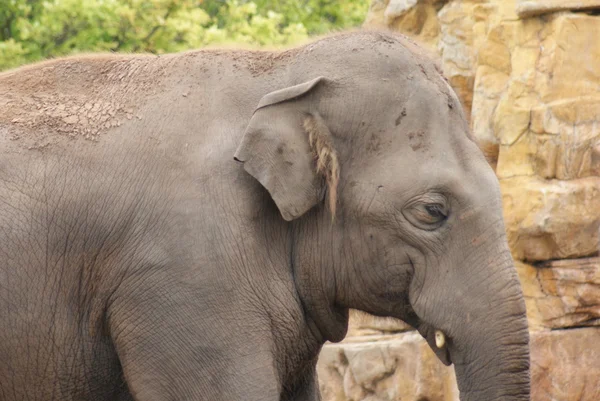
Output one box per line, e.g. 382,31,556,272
0,0,369,71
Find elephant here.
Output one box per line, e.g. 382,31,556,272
0,30,530,401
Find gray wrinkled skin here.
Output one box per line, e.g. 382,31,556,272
0,31,530,401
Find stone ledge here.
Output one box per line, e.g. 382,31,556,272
518,258,600,330
317,327,600,401
347,310,413,337
501,176,600,261
517,0,600,18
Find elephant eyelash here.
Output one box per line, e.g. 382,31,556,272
402,193,450,231
424,204,447,219
412,204,447,224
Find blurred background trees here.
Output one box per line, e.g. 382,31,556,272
0,0,369,71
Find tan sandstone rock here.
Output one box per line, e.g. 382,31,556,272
530,327,600,401
317,332,459,401
517,0,600,18
501,176,600,261
471,12,600,260
436,1,492,117
486,14,600,181
516,259,600,330
365,0,448,53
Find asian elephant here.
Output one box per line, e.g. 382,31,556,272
0,30,530,401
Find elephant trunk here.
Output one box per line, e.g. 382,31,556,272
453,317,530,401
451,252,530,401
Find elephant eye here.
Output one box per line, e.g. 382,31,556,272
402,194,449,231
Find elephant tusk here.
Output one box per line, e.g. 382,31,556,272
435,330,446,348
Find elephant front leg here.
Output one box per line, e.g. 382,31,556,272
281,364,321,401
107,277,280,401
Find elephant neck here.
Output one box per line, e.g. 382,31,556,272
290,221,349,344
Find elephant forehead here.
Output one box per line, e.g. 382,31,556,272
373,86,462,151
359,111,495,203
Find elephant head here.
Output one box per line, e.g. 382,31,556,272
235,32,530,401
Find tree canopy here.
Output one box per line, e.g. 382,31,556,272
0,0,369,71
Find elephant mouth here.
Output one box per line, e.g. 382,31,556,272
417,322,452,366
400,306,452,365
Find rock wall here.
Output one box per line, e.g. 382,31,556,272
317,1,600,400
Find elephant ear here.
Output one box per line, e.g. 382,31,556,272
234,77,339,221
